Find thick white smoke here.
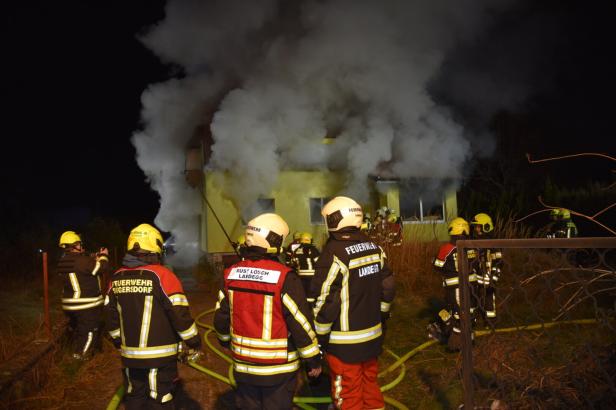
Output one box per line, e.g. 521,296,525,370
132,74,224,266
133,0,520,264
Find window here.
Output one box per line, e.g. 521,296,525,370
309,198,331,224
399,183,445,223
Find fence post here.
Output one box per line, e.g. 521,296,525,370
457,242,474,409
42,251,51,341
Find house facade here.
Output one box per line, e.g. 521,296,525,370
200,170,458,254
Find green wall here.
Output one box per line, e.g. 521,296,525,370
202,171,458,253
203,171,343,253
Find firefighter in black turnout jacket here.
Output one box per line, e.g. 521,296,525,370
427,217,477,351
289,232,320,305
310,196,395,410
56,231,109,360
104,224,202,410
284,231,302,267
470,213,502,328
214,213,322,410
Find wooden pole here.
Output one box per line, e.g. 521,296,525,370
42,252,51,341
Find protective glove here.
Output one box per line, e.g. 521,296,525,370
304,355,323,380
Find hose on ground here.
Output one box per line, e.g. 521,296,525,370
106,311,598,410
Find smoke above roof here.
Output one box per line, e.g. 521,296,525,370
132,0,541,265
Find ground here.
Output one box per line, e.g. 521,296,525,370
2,245,615,409
0,270,443,410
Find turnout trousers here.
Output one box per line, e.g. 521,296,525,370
65,306,102,358
234,373,298,410
326,353,384,410
123,361,177,410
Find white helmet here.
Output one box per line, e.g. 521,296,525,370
321,196,363,231
245,213,289,252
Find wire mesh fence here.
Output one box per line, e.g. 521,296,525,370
456,237,616,409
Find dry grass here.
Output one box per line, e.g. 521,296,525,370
473,330,616,409
17,340,122,410
380,240,442,295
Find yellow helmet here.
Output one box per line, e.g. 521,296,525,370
293,231,302,241
237,234,246,246
387,214,397,223
300,232,313,244
448,217,469,236
321,196,363,231
59,231,82,248
549,208,571,221
245,213,289,252
470,213,493,233
127,223,164,254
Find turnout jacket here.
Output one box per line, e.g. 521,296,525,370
290,243,320,277
290,243,320,304
433,242,477,287
546,220,578,238
310,228,395,363
214,249,320,386
56,251,109,311
474,248,503,286
284,241,301,267
104,254,201,368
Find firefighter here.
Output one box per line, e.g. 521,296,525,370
310,196,395,410
546,208,578,238
56,231,109,360
291,232,320,305
213,213,322,410
470,213,502,328
284,231,302,267
105,223,202,410
386,213,403,246
427,217,477,351
371,209,386,243
361,212,373,233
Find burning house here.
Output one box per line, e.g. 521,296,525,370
186,139,458,256
130,1,515,265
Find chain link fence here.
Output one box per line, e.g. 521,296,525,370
456,237,616,409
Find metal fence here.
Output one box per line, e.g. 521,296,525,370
456,237,616,409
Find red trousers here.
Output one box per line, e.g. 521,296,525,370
326,353,385,410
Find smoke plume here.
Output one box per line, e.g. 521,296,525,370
133,0,540,265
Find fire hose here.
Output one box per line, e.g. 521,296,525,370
106,312,599,410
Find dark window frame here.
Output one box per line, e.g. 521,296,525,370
309,197,331,225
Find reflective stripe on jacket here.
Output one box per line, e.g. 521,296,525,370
214,254,320,385
104,263,200,368
434,243,477,287
56,252,108,311
310,229,395,363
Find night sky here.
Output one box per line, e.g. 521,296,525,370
3,1,167,231
2,0,614,235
